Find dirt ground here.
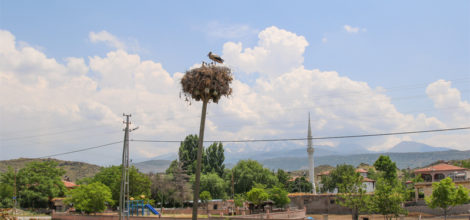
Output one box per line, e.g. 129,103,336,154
307,214,470,220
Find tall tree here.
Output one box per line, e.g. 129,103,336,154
331,165,371,220
203,142,225,177
0,167,15,208
192,173,227,199
178,135,200,175
17,160,66,208
288,176,312,193
231,160,278,194
276,169,289,188
320,164,356,193
87,165,151,207
426,177,470,220
246,187,269,208
65,182,114,214
268,186,290,209
373,155,397,184
372,177,407,220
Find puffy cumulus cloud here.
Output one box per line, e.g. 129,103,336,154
1,27,468,165
223,26,308,77
0,29,192,164
89,31,126,50
426,80,470,125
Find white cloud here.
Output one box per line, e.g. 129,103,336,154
223,26,309,77
426,79,470,126
89,31,126,50
322,37,328,43
343,25,365,34
1,27,468,165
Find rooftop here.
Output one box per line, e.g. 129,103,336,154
414,163,467,173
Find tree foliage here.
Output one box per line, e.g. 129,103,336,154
373,155,397,184
276,169,289,188
0,167,15,208
193,173,227,199
17,160,66,208
203,142,225,177
84,165,151,207
372,177,407,220
288,176,312,193
231,160,278,194
246,187,269,206
333,165,370,220
65,182,113,214
178,135,200,175
426,177,470,219
320,164,356,193
268,186,290,208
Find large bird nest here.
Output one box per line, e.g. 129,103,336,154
181,64,233,103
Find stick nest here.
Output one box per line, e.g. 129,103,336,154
181,64,233,103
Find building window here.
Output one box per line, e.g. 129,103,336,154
213,204,218,210
434,173,445,181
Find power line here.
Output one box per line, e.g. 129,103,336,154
38,141,123,158
131,126,470,143
34,126,470,159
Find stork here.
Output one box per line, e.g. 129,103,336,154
208,52,224,64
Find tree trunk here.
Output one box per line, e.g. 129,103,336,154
352,208,358,220
192,100,208,220
444,208,447,220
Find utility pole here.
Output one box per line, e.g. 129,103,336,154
119,114,138,220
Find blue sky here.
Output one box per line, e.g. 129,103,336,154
0,1,469,164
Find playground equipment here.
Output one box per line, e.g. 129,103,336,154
129,200,160,216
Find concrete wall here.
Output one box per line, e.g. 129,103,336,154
289,194,351,214
405,203,470,216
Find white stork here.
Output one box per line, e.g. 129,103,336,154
208,52,224,64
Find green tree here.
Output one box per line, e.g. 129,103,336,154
17,160,66,208
88,165,151,207
65,182,114,214
246,187,269,208
372,177,407,220
320,164,356,193
288,176,312,193
332,165,371,220
268,186,290,209
276,169,289,188
199,191,212,214
203,142,225,177
231,160,278,194
426,177,470,220
0,167,15,208
165,160,180,175
234,194,245,208
178,135,200,175
373,155,397,184
193,173,227,199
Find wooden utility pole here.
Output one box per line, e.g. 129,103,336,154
192,99,208,220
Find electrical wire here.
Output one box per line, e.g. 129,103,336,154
131,126,470,143
38,141,123,158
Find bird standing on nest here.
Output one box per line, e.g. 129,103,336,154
208,52,224,64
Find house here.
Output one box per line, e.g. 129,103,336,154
317,168,375,193
52,180,79,212
413,162,470,202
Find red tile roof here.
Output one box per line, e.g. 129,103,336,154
62,180,78,188
414,163,467,173
356,168,368,173
362,177,375,182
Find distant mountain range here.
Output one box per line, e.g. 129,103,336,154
133,141,459,173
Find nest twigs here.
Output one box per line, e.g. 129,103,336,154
181,63,233,104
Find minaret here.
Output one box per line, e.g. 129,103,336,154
307,113,316,194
